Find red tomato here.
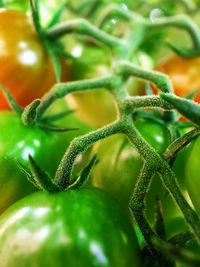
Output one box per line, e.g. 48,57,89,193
0,9,68,109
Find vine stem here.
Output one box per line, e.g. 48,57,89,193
36,75,119,120
97,4,200,50
34,62,173,123
44,18,126,50
129,163,159,257
123,116,200,245
116,61,173,93
54,120,123,188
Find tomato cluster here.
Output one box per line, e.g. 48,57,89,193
0,2,200,267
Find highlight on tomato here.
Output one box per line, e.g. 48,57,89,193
184,135,200,215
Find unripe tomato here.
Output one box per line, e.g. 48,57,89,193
184,136,200,214
0,103,91,214
0,9,68,109
0,188,141,267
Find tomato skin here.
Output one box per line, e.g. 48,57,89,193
0,9,68,109
89,118,181,224
0,109,86,214
184,136,200,214
155,55,200,102
0,187,141,267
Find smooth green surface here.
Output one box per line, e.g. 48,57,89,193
0,111,73,213
185,136,200,214
0,187,141,267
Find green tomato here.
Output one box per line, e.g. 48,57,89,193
89,118,181,224
184,136,200,214
0,187,141,267
0,107,90,214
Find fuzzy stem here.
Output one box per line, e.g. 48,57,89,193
36,75,119,120
123,118,200,244
98,4,200,49
129,163,159,256
45,18,126,50
124,95,173,111
54,120,123,188
116,61,173,93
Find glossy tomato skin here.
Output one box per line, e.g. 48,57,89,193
0,9,68,109
156,55,200,102
0,187,141,267
89,118,181,224
184,136,200,214
0,110,82,214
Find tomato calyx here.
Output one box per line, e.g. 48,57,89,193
0,84,78,132
18,152,98,193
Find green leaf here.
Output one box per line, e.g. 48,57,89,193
154,196,166,240
46,3,66,28
153,238,200,267
41,109,75,123
28,155,60,192
29,0,41,34
168,231,194,247
38,123,79,132
160,93,200,126
68,155,98,189
15,159,40,190
0,83,23,115
45,42,61,82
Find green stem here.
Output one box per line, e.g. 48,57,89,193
153,238,200,267
54,120,123,188
116,61,173,93
45,18,126,50
36,75,119,120
29,0,42,35
129,163,159,256
97,4,200,50
124,95,173,111
122,116,200,244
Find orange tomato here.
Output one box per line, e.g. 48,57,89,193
0,9,68,109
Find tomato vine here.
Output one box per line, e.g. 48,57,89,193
2,0,200,264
